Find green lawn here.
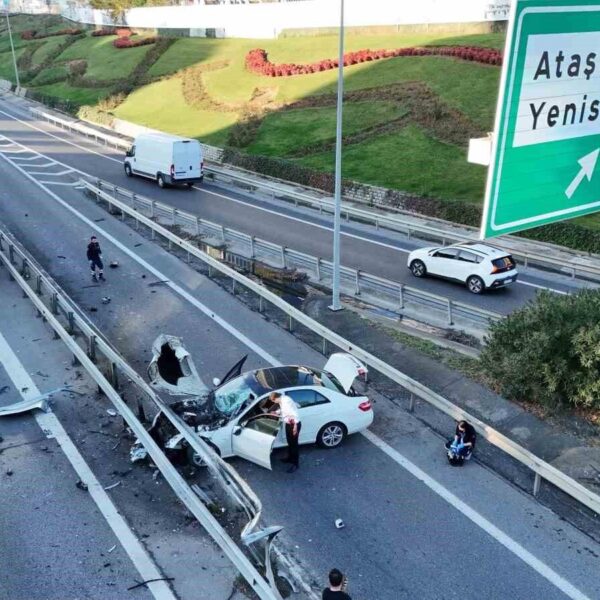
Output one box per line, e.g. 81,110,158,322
57,35,151,80
35,81,113,105
0,48,25,82
247,101,408,157
31,65,68,85
31,35,71,67
113,77,238,146
298,124,487,202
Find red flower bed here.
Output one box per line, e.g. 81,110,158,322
245,45,502,77
115,28,133,37
113,36,157,49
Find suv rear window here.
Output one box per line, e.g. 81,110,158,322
492,256,516,273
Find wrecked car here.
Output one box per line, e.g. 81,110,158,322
146,335,373,470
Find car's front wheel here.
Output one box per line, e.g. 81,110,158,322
317,422,346,449
186,440,220,467
467,275,485,294
410,259,427,278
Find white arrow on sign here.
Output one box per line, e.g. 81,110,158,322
565,149,600,199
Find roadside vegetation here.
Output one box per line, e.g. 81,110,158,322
3,15,600,250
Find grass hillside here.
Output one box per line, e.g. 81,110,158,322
10,15,600,245
0,15,505,206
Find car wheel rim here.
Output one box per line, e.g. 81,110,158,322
412,262,424,276
191,452,206,467
322,425,343,447
469,278,482,293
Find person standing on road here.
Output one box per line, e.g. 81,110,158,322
322,568,351,600
87,235,104,282
269,391,301,473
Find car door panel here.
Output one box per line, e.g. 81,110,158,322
287,389,331,445
427,248,460,278
231,416,280,470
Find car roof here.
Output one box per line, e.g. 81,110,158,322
231,366,327,396
451,242,511,258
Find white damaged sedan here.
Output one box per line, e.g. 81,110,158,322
146,335,373,470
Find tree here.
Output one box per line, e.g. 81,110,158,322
480,289,600,410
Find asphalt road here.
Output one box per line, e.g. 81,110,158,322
0,94,591,323
1,152,599,600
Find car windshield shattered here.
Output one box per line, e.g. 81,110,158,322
212,366,347,416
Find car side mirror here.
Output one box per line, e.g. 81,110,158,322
125,149,133,157
212,377,221,387
232,425,242,436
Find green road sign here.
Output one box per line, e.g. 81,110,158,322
482,0,600,238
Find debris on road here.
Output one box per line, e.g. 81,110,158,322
6,469,13,476
148,280,170,288
75,480,88,491
0,385,9,395
127,577,175,591
108,545,117,553
89,307,98,312
57,255,66,259
104,481,121,491
101,297,111,305
0,386,68,416
106,409,117,417
134,243,142,248
335,518,345,529
109,261,119,269
130,443,148,463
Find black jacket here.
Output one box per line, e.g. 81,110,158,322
87,241,102,261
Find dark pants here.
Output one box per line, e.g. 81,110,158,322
285,421,301,467
90,257,104,274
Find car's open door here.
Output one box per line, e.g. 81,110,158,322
231,415,280,470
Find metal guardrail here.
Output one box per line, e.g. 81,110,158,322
91,178,501,332
29,106,600,282
0,229,285,600
79,179,600,517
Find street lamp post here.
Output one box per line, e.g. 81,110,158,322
329,0,344,312
3,8,20,90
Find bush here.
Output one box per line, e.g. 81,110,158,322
21,28,84,40
245,45,503,77
481,290,600,410
113,36,157,49
92,28,114,37
68,59,87,76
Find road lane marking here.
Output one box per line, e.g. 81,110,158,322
362,430,592,600
519,279,568,294
0,109,573,296
0,150,282,368
1,149,597,599
0,330,177,600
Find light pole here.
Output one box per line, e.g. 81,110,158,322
329,0,344,312
3,7,20,90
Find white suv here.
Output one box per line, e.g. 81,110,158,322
407,243,518,294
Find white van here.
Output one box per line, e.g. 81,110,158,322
124,133,204,188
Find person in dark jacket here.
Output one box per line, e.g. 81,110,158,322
322,569,351,600
87,235,104,281
446,420,476,462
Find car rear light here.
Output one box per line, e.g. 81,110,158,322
358,400,372,412
170,164,175,177
491,265,499,274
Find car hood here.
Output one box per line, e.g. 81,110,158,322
323,353,368,393
148,334,209,398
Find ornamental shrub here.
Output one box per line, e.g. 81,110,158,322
113,36,157,49
92,28,114,37
481,289,600,410
245,45,503,77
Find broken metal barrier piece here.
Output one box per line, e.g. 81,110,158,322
0,386,70,416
